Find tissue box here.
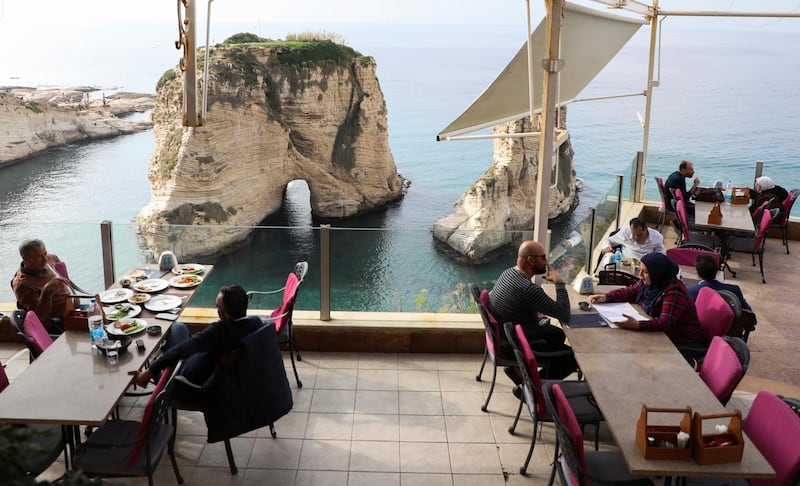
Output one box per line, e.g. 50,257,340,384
731,187,750,205
691,410,744,465
635,405,693,460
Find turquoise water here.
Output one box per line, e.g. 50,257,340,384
2,21,798,310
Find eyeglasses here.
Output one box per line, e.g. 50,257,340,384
527,254,547,260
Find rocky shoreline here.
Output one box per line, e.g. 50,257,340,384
0,87,156,166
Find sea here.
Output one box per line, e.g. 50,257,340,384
1,18,799,311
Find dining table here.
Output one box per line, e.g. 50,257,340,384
0,264,213,425
552,284,775,482
692,201,756,235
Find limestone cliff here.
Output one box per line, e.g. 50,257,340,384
0,88,154,165
433,115,577,264
137,38,405,258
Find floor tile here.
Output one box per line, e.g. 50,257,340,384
399,441,451,473
259,411,308,439
349,440,400,472
315,368,358,389
349,471,400,486
294,469,348,485
358,353,399,370
317,352,360,369
352,413,400,441
310,389,356,413
438,370,481,392
441,391,486,416
198,437,254,469
357,369,399,391
444,415,495,443
188,466,245,485
241,468,297,485
398,415,447,442
399,391,444,415
497,442,554,477
398,369,441,391
355,389,399,414
305,412,354,440
448,443,502,474
452,473,506,486
247,437,303,469
298,439,352,471
400,472,454,485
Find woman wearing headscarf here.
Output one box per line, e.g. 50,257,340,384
588,253,705,351
750,175,788,220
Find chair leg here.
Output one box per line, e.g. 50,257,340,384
759,252,766,284
508,394,525,434
287,339,302,388
224,439,238,475
481,360,498,412
476,349,488,382
520,417,539,475
168,430,184,484
269,423,277,438
548,438,560,486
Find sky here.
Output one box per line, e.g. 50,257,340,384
1,0,800,28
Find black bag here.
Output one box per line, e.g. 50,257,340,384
695,187,724,202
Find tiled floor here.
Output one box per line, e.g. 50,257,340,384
0,343,761,485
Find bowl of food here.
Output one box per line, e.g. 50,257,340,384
98,335,132,354
128,293,151,304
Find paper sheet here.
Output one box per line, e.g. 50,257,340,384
591,302,650,327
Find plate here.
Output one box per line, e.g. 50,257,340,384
106,318,148,336
132,279,169,293
144,295,183,312
169,274,203,288
128,293,151,304
173,263,205,275
99,288,134,304
103,303,142,321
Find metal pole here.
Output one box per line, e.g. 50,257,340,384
754,160,763,188
100,221,115,288
633,151,645,202
586,208,597,274
640,0,659,197
202,0,213,124
320,224,331,321
615,174,624,231
534,0,563,248
183,0,198,127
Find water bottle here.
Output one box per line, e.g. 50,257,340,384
725,180,733,204
614,248,623,267
87,298,106,349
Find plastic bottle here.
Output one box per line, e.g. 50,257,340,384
614,248,623,267
725,180,733,204
87,298,106,349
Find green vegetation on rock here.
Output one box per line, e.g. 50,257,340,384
218,32,364,68
156,69,177,92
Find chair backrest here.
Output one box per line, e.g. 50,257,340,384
699,336,745,405
477,290,504,358
676,200,691,242
773,189,797,226
293,261,309,284
695,287,734,341
0,364,9,393
22,310,54,358
744,391,800,486
129,363,177,465
754,208,774,251
548,383,588,486
714,289,743,335
597,270,639,286
655,177,669,211
666,246,720,268
751,199,771,223
504,323,547,417
269,272,300,334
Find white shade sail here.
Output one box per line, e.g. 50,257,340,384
437,2,645,140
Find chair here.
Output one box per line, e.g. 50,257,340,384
170,323,293,475
73,364,184,486
750,199,772,226
247,261,308,388
504,323,602,475
597,269,639,286
0,362,68,480
695,287,735,342
474,288,517,412
727,207,774,284
771,188,799,254
686,391,800,486
545,383,653,486
676,199,719,249
655,176,675,231
698,336,749,406
666,246,720,268
8,309,54,361
592,229,621,274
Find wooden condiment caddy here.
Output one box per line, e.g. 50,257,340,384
635,405,693,460
731,187,750,205
691,410,744,465
707,202,723,225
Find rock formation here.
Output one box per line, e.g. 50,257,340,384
433,114,577,264
137,37,405,258
0,88,154,166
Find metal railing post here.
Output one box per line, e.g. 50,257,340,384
754,160,763,188
320,224,331,321
615,174,624,231
100,221,115,288
632,151,645,202
586,208,597,274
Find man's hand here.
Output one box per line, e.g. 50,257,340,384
128,369,153,388
588,294,607,304
603,246,613,253
542,267,563,284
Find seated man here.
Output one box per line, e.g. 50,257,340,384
11,239,71,331
131,285,263,397
687,253,752,311
665,160,701,215
600,217,665,267
489,240,577,381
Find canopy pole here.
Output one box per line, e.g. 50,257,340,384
534,0,563,250
639,0,659,201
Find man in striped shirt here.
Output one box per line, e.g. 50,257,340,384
490,240,577,380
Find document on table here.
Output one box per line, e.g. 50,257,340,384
591,302,650,328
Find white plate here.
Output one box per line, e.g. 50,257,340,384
128,293,151,304
103,303,142,321
99,288,134,304
173,263,205,275
169,274,203,288
132,279,169,293
106,318,148,336
144,295,183,312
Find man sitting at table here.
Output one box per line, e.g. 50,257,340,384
11,239,71,332
687,253,752,311
131,285,263,396
490,240,578,381
599,217,665,268
665,160,701,215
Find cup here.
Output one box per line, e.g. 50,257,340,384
120,278,131,288
106,349,118,365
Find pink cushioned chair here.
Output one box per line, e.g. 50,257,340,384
22,310,54,359
666,246,721,268
696,287,735,342
699,336,749,406
771,188,799,254
247,261,308,388
472,287,517,413
727,208,774,284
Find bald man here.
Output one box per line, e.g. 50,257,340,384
489,240,577,380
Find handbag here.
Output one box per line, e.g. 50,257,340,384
695,187,724,202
